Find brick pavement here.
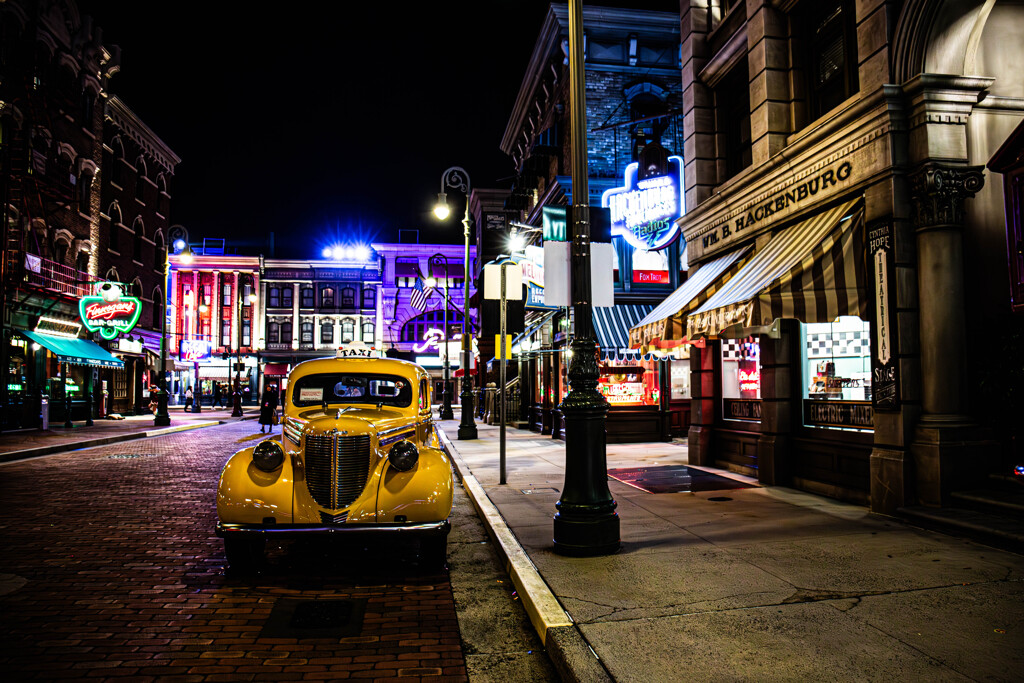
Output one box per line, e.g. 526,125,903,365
0,421,469,682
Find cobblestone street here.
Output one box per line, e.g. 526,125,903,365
0,422,469,682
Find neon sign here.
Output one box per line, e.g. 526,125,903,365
601,156,685,251
738,368,760,393
79,282,141,340
413,328,445,353
179,339,211,362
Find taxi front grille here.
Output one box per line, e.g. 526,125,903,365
304,433,371,510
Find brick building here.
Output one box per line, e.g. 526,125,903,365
0,0,177,427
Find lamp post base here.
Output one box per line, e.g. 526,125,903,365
154,392,171,426
552,512,620,556
457,387,476,439
231,394,243,418
457,424,478,440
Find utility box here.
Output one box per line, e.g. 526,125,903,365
40,397,49,430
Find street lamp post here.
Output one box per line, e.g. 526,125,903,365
434,166,477,440
232,273,256,418
427,254,454,420
156,227,189,426
552,0,620,556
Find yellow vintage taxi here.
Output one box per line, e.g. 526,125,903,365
215,350,453,571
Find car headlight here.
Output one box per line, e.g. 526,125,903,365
388,441,418,472
252,440,285,472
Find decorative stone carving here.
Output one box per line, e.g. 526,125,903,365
909,163,985,231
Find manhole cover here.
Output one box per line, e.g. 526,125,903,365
521,487,559,495
107,453,159,459
259,598,366,639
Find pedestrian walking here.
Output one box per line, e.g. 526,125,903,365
211,382,222,408
259,384,279,433
184,386,193,410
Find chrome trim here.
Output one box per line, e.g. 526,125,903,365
379,430,415,447
217,520,451,537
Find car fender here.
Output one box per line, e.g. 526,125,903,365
375,444,453,523
216,440,295,525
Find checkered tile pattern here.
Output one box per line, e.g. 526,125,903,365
806,331,870,358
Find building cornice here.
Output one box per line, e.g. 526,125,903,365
105,96,181,172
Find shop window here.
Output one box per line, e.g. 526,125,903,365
342,319,355,343
321,287,335,308
269,287,281,308
301,287,315,308
341,287,355,307
362,288,376,308
268,322,280,344
300,321,313,343
670,356,691,400
801,316,873,431
721,336,761,421
282,287,293,308
321,320,334,344
598,358,661,406
362,321,374,342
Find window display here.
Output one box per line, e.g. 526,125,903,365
670,358,691,400
722,336,760,421
801,316,873,431
598,358,660,406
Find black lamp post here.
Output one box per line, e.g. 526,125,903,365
155,226,189,426
434,166,477,440
231,273,255,418
427,254,454,420
552,0,619,556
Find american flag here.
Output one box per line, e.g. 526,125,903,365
409,278,429,311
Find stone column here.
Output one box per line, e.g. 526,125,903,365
757,320,796,485
909,162,990,505
687,341,716,465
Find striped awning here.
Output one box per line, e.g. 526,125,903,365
687,199,865,339
593,304,654,352
629,246,751,348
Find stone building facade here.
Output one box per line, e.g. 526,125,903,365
675,0,1024,514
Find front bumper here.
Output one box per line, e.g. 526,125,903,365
216,520,451,539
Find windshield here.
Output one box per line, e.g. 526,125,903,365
291,373,413,408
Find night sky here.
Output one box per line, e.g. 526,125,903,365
80,1,673,257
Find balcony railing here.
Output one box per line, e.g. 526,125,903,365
11,253,100,298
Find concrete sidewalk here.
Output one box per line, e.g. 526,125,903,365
437,419,1024,682
0,405,256,463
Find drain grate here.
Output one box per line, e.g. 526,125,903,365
259,598,366,639
608,465,756,494
107,453,159,460
521,487,559,495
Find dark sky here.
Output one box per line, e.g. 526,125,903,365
80,2,673,257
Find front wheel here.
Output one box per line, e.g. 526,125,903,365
224,536,265,573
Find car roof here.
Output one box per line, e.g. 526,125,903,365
288,356,426,381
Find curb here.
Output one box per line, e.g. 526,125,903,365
0,419,225,464
435,426,613,683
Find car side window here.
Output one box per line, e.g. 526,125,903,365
419,379,429,412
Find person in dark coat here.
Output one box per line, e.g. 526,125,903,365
211,382,223,408
259,384,279,433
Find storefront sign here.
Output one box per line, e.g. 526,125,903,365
179,339,212,362
78,282,141,340
724,398,761,421
868,223,899,411
602,156,684,251
804,399,874,429
632,270,670,284
694,159,855,259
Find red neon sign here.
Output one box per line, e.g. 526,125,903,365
632,270,670,284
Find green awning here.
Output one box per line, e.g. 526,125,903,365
19,330,125,368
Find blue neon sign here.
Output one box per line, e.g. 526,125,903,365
601,155,685,251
